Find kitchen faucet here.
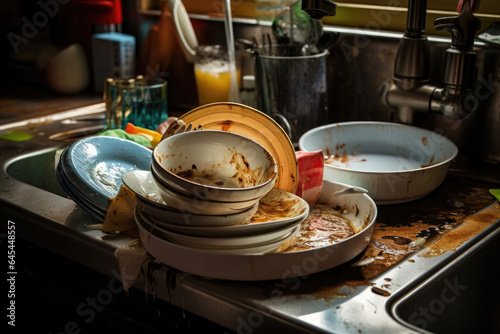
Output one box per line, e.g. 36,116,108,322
301,0,482,123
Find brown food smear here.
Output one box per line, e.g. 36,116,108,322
284,204,355,252
249,197,302,224
174,149,264,188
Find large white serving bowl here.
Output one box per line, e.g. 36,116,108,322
152,130,277,203
299,121,459,204
122,170,259,226
136,180,377,281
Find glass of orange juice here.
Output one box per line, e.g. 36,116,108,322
194,45,241,105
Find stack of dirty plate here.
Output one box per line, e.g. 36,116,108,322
123,169,309,254
56,136,152,221
126,129,309,253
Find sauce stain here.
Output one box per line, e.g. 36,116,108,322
219,120,234,132
420,202,500,258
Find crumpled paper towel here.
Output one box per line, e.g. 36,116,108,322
114,239,152,291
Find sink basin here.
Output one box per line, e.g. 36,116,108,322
6,148,66,197
393,224,500,333
1,103,500,333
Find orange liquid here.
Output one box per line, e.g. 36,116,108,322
194,62,241,105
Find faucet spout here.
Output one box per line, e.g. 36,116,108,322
384,0,481,122
393,0,430,91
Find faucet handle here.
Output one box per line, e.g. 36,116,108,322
434,0,481,49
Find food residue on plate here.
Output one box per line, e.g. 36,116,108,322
283,204,358,252
174,150,265,188
247,188,306,224
324,143,366,168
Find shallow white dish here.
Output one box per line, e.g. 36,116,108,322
142,187,309,237
137,180,377,281
299,121,458,204
137,207,301,250
151,170,259,215
137,214,300,255
122,170,259,227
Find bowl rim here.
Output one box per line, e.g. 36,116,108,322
153,130,278,192
150,167,262,206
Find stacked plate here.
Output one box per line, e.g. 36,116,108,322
123,170,309,254
56,136,152,220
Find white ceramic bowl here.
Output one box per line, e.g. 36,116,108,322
299,121,459,204
152,130,277,202
136,198,259,227
122,170,259,226
151,170,259,215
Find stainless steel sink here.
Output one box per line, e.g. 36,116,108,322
1,104,499,333
6,148,66,197
393,227,500,333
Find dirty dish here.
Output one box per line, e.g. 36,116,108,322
136,180,377,280
179,102,298,194
151,170,259,216
299,121,459,204
123,170,259,226
136,211,300,255
143,187,309,237
136,197,259,227
152,130,277,203
56,160,106,221
59,136,152,209
137,207,300,250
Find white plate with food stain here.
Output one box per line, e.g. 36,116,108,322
123,170,260,227
140,185,309,237
137,207,301,251
124,169,309,233
299,121,458,204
